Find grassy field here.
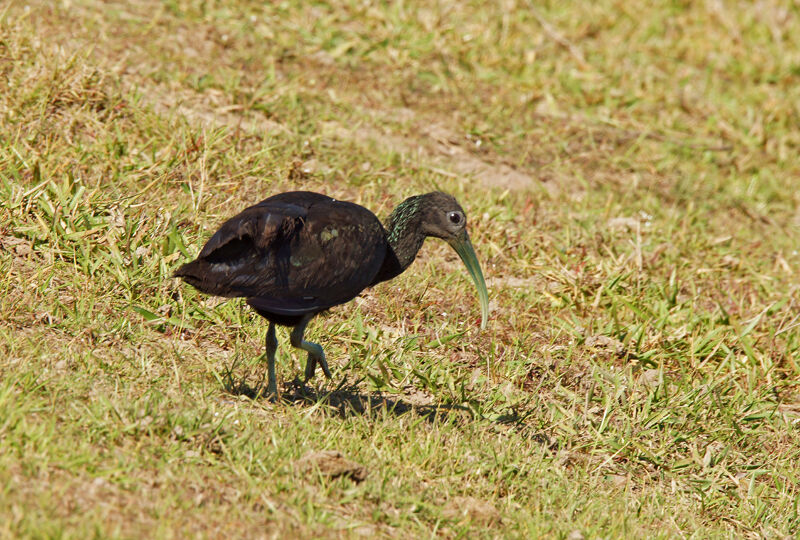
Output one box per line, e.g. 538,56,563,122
2,0,800,537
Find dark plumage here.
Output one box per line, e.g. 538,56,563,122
175,191,488,397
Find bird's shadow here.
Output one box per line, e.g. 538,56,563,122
222,374,529,427
287,380,461,423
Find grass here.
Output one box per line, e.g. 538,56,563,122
1,0,800,537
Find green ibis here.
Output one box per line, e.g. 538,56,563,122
174,191,489,397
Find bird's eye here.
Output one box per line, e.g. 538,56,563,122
448,211,463,225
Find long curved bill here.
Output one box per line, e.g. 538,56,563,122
447,231,489,330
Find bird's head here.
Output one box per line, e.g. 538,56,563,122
416,192,490,330
417,192,468,240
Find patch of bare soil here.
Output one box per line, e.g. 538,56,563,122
133,81,288,137
421,122,537,191
320,112,541,192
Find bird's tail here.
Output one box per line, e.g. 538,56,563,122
173,259,239,298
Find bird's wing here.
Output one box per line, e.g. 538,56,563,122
176,195,387,315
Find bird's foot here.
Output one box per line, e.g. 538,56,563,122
303,352,331,382
303,354,317,382
262,379,280,402
316,351,332,379
303,353,333,383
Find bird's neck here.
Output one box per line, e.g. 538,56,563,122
375,196,428,283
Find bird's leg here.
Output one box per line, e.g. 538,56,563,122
290,314,332,382
265,322,279,399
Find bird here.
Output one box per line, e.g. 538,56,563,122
174,190,489,398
